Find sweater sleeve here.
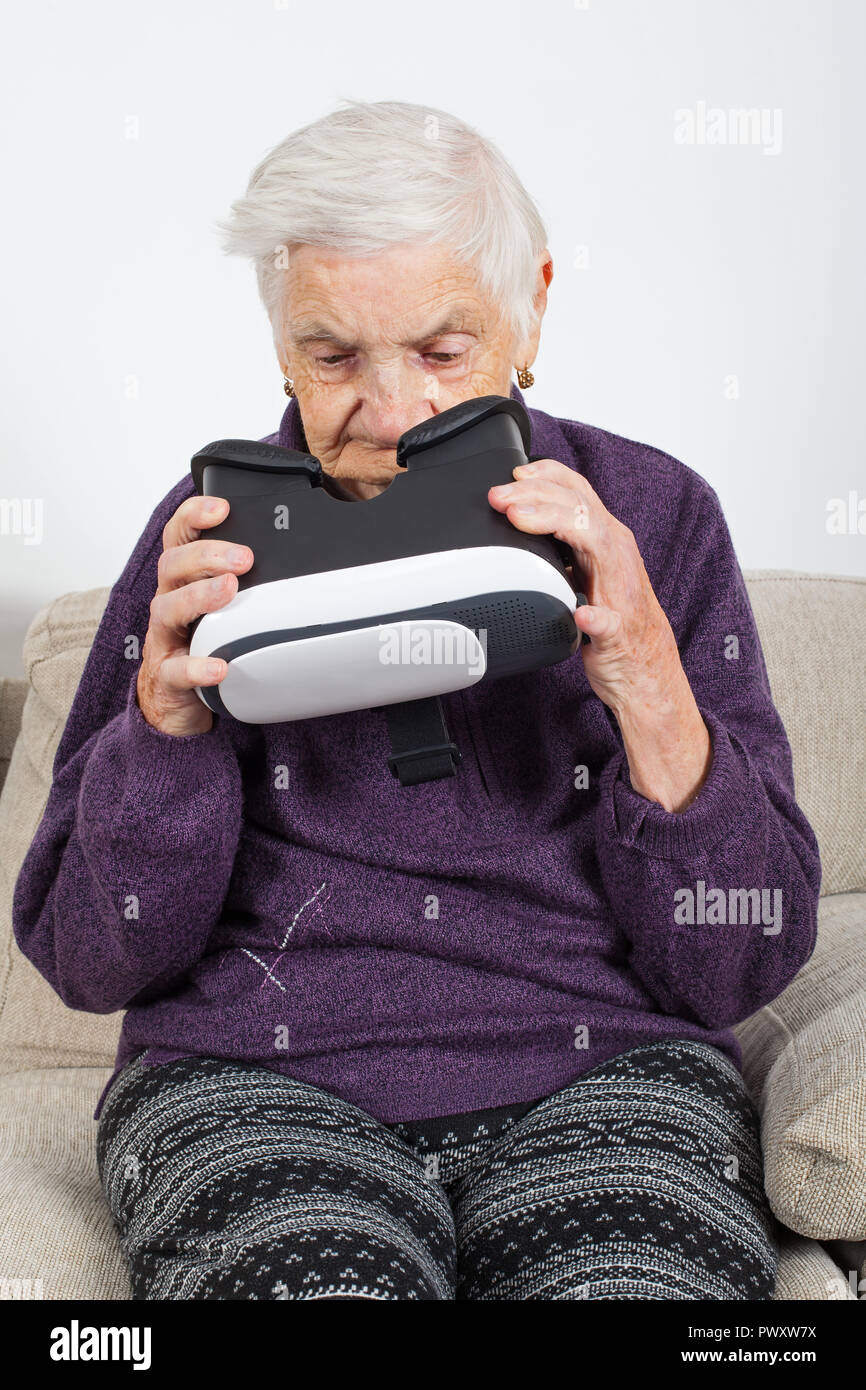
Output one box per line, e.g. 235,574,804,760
593,481,822,1031
12,477,245,1014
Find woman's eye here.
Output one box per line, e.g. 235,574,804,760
314,350,464,368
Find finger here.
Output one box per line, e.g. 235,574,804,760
149,572,238,653
490,476,600,539
490,475,578,509
157,536,253,593
162,494,229,553
574,602,622,645
518,460,617,535
520,458,610,514
158,652,227,696
489,487,610,561
513,457,586,494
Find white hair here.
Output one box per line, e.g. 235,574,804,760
215,98,549,357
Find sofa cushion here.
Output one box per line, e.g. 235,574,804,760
734,891,866,1241
0,676,27,800
772,1231,859,1300
745,571,866,897
0,1067,129,1299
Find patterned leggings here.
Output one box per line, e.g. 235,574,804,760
96,1040,779,1300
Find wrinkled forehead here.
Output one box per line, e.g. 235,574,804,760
277,242,494,347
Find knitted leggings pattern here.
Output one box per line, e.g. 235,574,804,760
96,1039,779,1300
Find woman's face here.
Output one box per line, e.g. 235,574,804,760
277,241,547,499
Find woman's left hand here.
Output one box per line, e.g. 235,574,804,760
488,457,712,812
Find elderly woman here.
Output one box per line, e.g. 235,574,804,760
13,99,821,1302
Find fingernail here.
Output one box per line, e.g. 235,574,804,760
211,575,227,591
512,504,536,514
515,462,537,475
227,546,249,565
204,499,224,513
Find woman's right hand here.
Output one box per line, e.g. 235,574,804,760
136,495,253,736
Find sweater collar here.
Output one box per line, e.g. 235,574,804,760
275,381,574,469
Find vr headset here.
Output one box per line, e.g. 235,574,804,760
189,394,587,785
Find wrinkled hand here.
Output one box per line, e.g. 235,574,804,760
137,495,254,736
488,458,712,812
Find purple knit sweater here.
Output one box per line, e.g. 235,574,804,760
12,383,822,1122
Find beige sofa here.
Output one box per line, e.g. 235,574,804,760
1,572,865,1301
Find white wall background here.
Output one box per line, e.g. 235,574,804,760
1,0,863,676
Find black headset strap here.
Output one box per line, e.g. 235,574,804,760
382,696,462,786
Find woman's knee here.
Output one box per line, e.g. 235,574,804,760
451,1040,778,1300
97,1054,457,1300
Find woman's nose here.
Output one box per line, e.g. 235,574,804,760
357,365,439,440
